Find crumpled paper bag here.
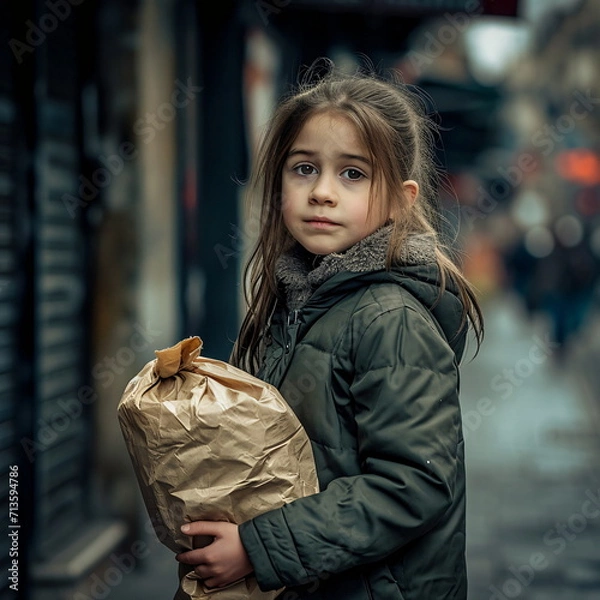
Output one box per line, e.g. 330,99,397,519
117,336,319,600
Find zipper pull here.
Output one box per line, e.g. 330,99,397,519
287,309,299,327
285,309,300,353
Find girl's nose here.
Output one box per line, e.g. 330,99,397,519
309,174,338,206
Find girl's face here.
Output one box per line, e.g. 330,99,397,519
281,112,388,256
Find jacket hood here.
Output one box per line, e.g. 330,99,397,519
383,264,467,361
276,226,467,361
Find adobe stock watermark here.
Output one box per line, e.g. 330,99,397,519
9,0,85,64
255,0,292,26
71,538,152,600
489,487,600,599
281,353,331,405
460,88,600,231
531,90,600,155
213,192,294,269
71,504,187,600
62,78,202,218
214,214,262,269
90,323,161,388
463,332,559,436
20,323,160,463
69,507,349,600
279,547,347,600
278,524,373,599
405,0,484,75
459,153,537,232
74,544,150,600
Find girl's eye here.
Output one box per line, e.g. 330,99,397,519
294,164,317,176
343,168,364,181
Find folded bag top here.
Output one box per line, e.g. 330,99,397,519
154,334,200,377
117,336,319,600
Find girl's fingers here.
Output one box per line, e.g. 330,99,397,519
193,566,222,589
181,521,225,536
193,564,208,577
175,548,205,564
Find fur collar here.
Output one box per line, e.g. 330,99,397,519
275,225,437,310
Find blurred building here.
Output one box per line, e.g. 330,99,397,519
489,0,600,352
1,0,524,598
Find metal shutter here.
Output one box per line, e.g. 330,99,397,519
1,0,93,575
31,9,92,562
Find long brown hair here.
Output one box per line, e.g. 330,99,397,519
231,61,484,373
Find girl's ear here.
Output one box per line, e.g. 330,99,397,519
386,180,420,222
403,180,419,205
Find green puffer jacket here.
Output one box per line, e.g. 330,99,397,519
238,235,468,600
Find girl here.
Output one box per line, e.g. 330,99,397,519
176,61,484,600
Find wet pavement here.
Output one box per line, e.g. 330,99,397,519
462,291,600,600
84,289,600,600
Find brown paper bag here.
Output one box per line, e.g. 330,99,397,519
117,336,319,600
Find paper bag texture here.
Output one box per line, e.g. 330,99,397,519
117,336,319,600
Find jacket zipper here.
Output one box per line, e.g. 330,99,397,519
285,309,300,353
361,574,374,600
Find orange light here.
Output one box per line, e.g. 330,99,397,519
555,149,600,186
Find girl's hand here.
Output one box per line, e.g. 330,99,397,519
175,521,254,589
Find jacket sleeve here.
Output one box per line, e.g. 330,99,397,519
238,299,463,591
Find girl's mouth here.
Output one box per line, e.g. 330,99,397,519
305,217,340,229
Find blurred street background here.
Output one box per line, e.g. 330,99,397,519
2,0,600,598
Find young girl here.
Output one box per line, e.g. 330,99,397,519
176,61,484,600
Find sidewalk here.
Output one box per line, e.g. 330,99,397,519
462,291,600,600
